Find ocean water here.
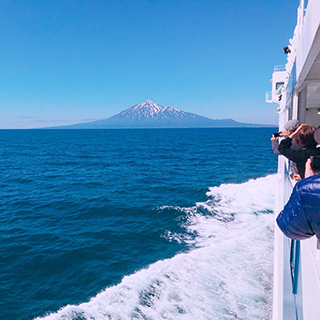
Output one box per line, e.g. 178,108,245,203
0,128,278,320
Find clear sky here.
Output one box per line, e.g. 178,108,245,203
0,0,298,129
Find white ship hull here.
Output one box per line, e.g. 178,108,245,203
266,1,320,318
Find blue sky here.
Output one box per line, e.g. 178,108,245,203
0,0,298,129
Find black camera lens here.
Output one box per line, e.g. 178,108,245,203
274,132,280,137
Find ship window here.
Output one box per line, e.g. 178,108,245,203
289,97,293,120
276,82,284,90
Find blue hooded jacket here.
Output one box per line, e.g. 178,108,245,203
276,173,320,240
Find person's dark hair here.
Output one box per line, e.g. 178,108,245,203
310,156,320,173
295,125,317,148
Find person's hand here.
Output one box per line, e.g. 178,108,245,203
289,172,301,181
293,174,301,181
289,124,307,139
270,135,277,141
279,130,290,137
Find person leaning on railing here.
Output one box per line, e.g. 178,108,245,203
278,124,320,179
270,119,301,156
276,155,320,241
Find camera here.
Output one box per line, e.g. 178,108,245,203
273,132,280,138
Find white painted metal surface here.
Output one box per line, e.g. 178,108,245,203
267,1,320,318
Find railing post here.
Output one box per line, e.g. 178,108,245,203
290,240,301,294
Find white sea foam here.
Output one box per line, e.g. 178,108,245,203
36,175,276,320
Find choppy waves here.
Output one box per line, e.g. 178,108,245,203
36,175,276,320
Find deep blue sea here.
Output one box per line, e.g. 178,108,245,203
1,128,278,320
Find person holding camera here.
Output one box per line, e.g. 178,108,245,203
277,155,320,241
270,119,301,155
278,124,320,179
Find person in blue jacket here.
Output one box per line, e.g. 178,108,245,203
276,156,320,240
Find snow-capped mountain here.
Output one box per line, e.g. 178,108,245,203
113,100,196,120
51,100,263,128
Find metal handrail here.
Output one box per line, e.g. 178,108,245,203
274,65,286,72
266,91,273,102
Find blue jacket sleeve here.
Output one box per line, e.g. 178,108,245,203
276,185,314,240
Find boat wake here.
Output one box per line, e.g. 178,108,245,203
35,174,276,320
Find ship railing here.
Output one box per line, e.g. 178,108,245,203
283,160,301,295
265,91,273,103
274,65,286,72
266,91,282,104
